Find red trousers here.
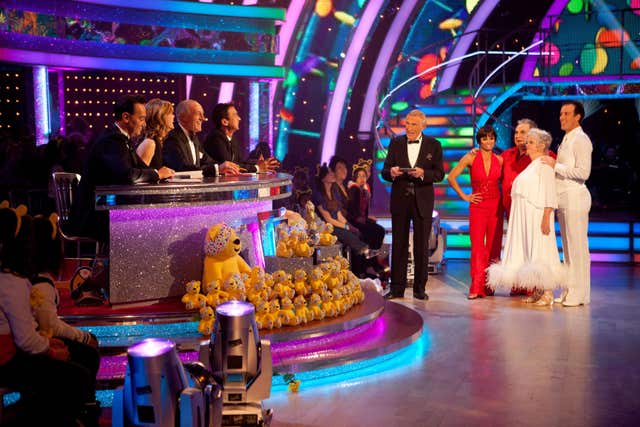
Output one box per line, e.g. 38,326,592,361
469,201,502,295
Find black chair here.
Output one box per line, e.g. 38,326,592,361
51,172,100,268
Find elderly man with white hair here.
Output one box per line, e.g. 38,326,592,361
381,109,445,300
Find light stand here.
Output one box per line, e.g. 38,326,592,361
206,301,273,426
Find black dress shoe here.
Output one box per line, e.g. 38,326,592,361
413,292,429,300
384,292,404,300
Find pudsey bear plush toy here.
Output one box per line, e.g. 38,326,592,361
202,223,251,287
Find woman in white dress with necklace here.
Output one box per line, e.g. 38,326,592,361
487,128,565,305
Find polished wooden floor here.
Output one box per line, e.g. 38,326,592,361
265,261,640,427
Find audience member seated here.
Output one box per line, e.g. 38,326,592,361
0,205,98,426
347,163,389,280
329,155,350,210
136,98,174,169
313,163,371,277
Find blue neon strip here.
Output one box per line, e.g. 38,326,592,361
1,34,276,63
0,48,284,78
272,335,428,391
523,93,640,101
76,0,285,19
79,322,200,347
6,0,281,32
554,236,630,251
288,129,322,138
587,237,630,251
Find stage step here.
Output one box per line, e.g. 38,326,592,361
80,286,422,397
377,217,639,264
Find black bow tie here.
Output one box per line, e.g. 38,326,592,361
408,139,420,144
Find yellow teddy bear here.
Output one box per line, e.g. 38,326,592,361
254,300,272,330
222,272,246,301
308,293,325,321
293,294,313,324
294,231,314,257
203,223,251,287
276,229,293,258
198,306,215,335
278,297,299,326
182,280,207,310
318,223,337,246
204,279,229,308
292,269,308,297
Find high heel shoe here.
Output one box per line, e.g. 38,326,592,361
554,289,568,303
522,291,541,303
534,291,554,306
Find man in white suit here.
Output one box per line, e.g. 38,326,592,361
543,100,592,306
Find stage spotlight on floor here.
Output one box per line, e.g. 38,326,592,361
113,338,220,427
207,301,273,426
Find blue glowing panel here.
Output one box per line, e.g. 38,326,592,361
587,222,631,234
588,236,630,251
445,249,471,259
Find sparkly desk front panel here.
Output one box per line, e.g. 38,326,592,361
98,174,292,304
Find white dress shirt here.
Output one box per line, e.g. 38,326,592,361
407,134,422,167
555,126,592,194
178,124,198,165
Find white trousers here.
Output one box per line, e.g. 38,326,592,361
557,187,591,304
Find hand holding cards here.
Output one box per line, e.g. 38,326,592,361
398,167,416,173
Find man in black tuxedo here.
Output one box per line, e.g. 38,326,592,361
203,102,280,173
381,109,444,300
72,95,174,243
163,99,239,175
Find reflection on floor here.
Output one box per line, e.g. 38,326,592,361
264,261,639,427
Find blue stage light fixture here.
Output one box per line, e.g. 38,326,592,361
112,338,220,427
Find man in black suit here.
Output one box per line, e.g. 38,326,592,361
162,99,239,175
72,95,175,243
381,109,444,300
203,102,279,173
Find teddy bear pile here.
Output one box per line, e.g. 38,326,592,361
182,221,366,334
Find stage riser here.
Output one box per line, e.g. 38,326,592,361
377,218,639,264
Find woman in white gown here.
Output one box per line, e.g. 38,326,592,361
487,128,565,305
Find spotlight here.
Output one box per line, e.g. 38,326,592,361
206,301,273,426
113,338,221,427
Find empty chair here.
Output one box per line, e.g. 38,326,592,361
51,172,101,267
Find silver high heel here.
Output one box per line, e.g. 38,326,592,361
554,289,568,304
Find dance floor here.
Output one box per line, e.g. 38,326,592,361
261,260,639,427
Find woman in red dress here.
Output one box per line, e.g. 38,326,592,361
448,125,503,299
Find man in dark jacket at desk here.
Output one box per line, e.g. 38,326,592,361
203,102,279,173
163,99,239,175
72,95,174,243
